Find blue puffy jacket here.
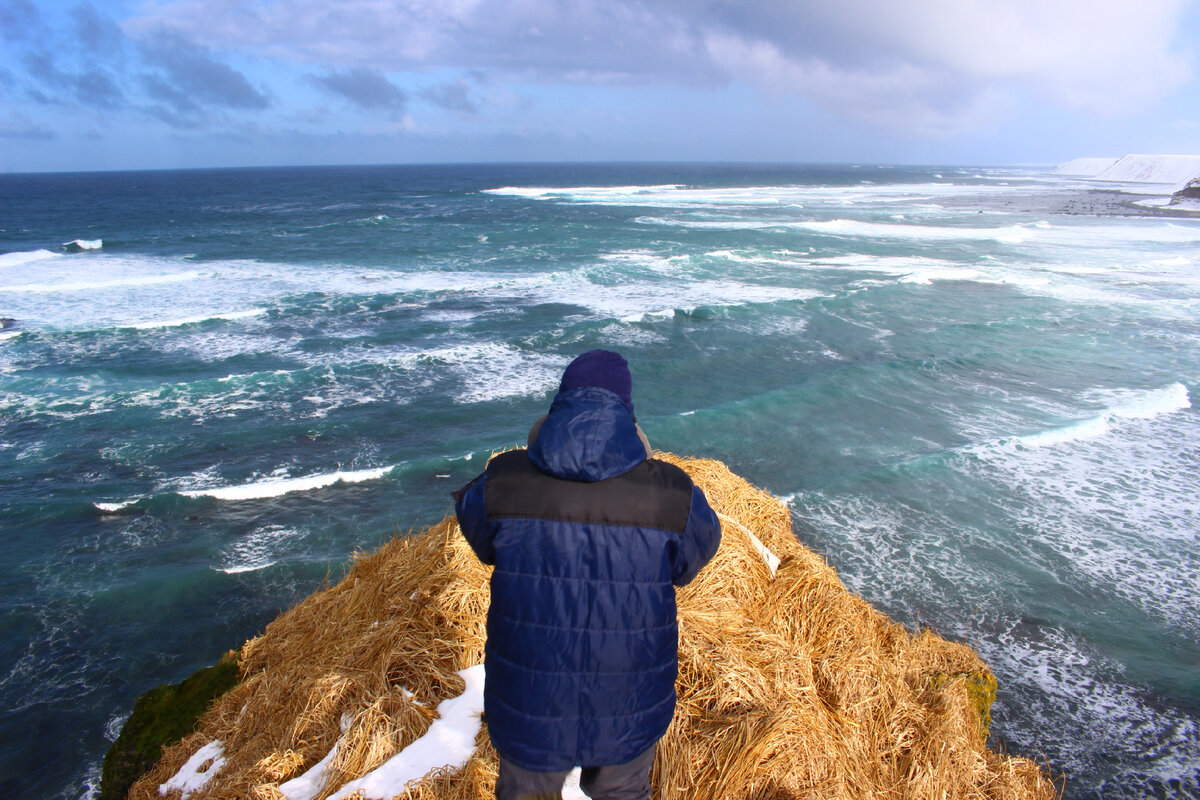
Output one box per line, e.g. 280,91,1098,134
453,386,721,772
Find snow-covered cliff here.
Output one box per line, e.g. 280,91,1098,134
1056,154,1200,188
1054,157,1120,177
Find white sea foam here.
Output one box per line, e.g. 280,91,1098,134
898,267,984,284
496,261,825,323
0,331,21,342
956,382,1200,631
1015,219,1200,252
619,309,677,323
1,270,203,293
712,250,1030,291
123,308,267,330
0,251,511,333
798,218,1035,244
415,342,568,404
0,249,61,268
178,465,396,501
217,524,305,574
980,615,1200,785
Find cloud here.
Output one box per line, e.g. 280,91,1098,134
19,51,126,109
70,68,125,108
771,0,1195,113
142,72,201,123
121,0,1198,136
420,78,477,113
71,2,127,53
0,112,55,139
139,31,269,111
309,67,407,111
0,0,41,43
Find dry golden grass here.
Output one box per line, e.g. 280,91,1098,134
131,453,1057,800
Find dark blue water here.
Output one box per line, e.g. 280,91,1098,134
2,163,1198,799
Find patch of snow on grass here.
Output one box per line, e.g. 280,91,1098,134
158,740,225,798
325,665,486,800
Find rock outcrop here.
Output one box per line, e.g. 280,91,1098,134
113,453,1057,800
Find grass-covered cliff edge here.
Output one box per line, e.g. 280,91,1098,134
115,453,1057,800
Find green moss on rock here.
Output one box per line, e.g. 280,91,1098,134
930,670,998,739
100,652,240,800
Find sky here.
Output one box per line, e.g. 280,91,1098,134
1,0,1199,172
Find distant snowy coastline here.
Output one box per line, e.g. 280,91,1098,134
1054,154,1200,212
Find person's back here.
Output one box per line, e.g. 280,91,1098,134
454,350,721,800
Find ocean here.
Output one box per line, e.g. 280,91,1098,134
0,163,1197,799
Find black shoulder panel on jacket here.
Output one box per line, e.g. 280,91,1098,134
484,450,694,533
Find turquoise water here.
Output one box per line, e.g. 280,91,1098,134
1,163,1198,798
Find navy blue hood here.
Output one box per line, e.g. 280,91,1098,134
528,386,647,481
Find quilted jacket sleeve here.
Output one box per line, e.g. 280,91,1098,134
453,472,494,565
671,485,721,586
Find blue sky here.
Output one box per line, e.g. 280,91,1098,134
2,0,1198,172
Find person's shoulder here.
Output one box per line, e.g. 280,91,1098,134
639,458,695,491
486,449,531,471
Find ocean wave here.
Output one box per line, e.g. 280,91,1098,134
638,215,1038,243
996,383,1192,449
177,465,396,501
121,308,267,330
484,184,682,200
485,182,1017,209
62,239,102,252
799,218,1035,244
94,499,142,513
619,309,677,323
0,249,62,268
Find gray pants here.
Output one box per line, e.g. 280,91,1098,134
495,744,656,800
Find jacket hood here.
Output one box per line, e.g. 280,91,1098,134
527,386,647,482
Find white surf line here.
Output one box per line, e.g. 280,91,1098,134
0,248,62,267
158,740,225,799
716,511,780,578
300,664,486,800
177,465,397,501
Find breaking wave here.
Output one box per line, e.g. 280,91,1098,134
176,465,397,501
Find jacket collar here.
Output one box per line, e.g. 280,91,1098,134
527,386,647,482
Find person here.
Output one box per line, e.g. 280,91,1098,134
453,350,722,800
